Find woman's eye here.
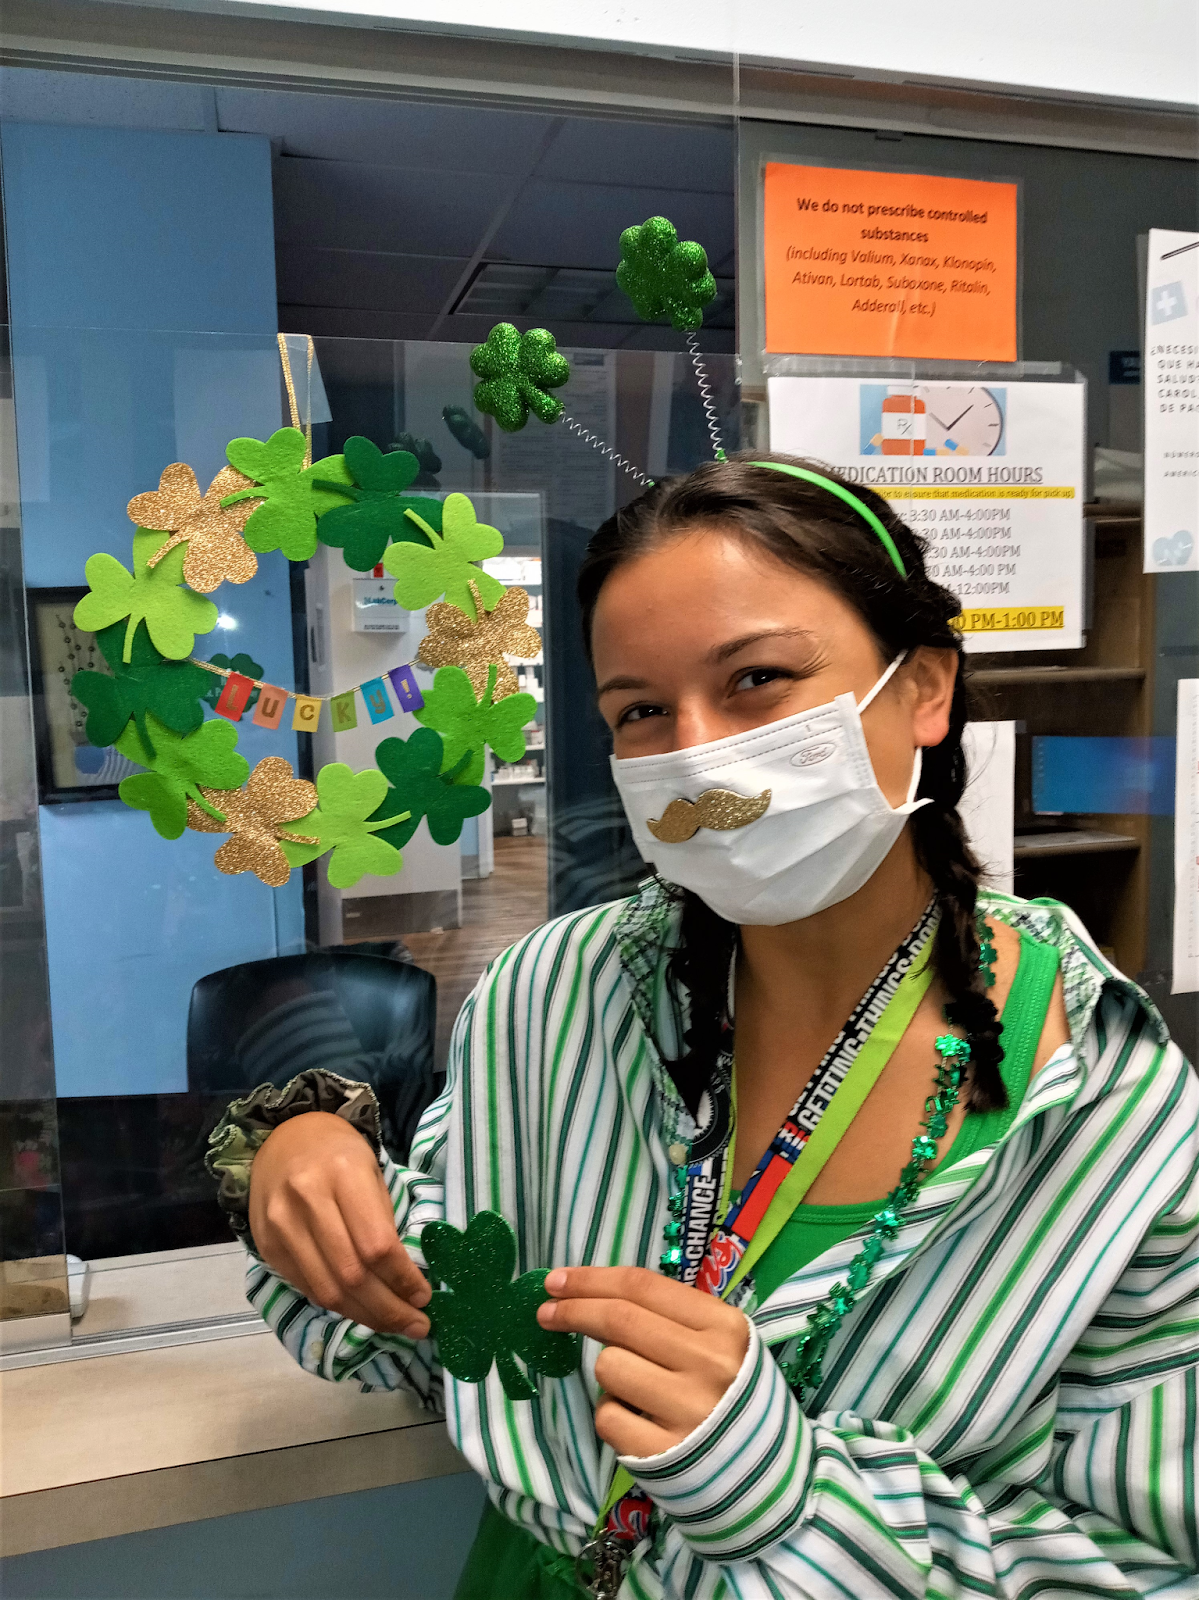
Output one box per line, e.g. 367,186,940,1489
733,667,787,693
619,703,667,725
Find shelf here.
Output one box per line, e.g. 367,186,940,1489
1013,830,1140,860
971,666,1145,687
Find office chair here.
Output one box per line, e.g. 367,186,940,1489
187,951,440,1162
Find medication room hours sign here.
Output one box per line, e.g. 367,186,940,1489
763,164,1018,361
768,377,1086,653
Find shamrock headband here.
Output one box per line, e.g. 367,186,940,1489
748,461,909,580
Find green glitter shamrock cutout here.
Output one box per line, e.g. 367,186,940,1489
115,715,249,839
221,429,355,562
70,620,211,757
414,665,536,788
201,654,264,718
421,1211,580,1401
616,216,717,332
278,763,408,889
370,729,491,850
74,530,219,664
313,439,444,572
383,494,505,621
469,324,570,433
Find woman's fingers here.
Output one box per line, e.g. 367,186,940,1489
290,1188,431,1337
248,1111,431,1336
594,1395,673,1459
540,1294,701,1372
329,1158,433,1308
545,1265,736,1332
593,1345,704,1431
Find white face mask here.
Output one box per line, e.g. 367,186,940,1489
610,655,929,926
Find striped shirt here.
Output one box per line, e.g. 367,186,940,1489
248,882,1199,1598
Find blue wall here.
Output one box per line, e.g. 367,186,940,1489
0,1472,486,1599
2,123,305,1095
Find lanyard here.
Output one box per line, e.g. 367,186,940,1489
592,909,938,1547
684,900,937,1298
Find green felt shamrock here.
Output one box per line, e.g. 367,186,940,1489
70,620,210,756
370,729,490,850
414,665,536,788
74,530,219,664
469,325,570,433
222,429,355,562
616,216,717,332
421,1211,580,1401
383,495,505,621
312,438,444,572
278,763,408,889
201,653,263,717
115,715,249,839
392,433,442,487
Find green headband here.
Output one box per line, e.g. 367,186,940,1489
749,461,908,580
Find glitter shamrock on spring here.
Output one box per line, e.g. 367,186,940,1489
616,216,717,332
470,324,570,433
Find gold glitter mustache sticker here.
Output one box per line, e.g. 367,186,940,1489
646,788,771,843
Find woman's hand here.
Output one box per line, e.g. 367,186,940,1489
537,1267,749,1456
249,1111,432,1338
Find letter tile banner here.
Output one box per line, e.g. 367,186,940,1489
387,664,425,712
362,676,394,725
214,672,255,722
763,163,1018,361
331,689,358,732
292,694,322,732
252,684,288,730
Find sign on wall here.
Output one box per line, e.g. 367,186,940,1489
768,376,1085,652
763,163,1018,361
1144,229,1199,574
1175,680,1199,995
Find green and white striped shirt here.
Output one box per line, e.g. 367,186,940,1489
248,882,1199,1598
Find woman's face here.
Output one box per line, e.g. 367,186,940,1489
591,526,957,808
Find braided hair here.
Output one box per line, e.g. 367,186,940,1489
577,451,1006,1115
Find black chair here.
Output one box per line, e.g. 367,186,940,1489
187,952,441,1163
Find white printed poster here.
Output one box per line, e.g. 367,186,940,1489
960,721,1015,894
768,376,1086,652
1144,229,1199,574
1174,679,1199,995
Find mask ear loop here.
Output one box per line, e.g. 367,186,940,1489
857,651,924,807
857,650,908,713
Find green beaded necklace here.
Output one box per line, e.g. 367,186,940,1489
663,916,999,1401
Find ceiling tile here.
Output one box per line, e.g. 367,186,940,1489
276,245,470,314
488,181,734,270
273,157,502,255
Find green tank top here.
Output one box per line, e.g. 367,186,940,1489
752,931,1061,1305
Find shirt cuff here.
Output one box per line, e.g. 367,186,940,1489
617,1319,811,1563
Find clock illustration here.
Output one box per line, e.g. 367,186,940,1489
917,385,1004,456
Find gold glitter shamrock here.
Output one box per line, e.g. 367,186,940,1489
186,756,318,888
128,463,262,594
416,582,540,700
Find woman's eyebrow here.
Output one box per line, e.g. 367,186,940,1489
708,626,817,663
596,673,651,697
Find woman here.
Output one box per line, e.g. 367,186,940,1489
210,456,1199,1599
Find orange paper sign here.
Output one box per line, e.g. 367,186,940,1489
764,163,1018,361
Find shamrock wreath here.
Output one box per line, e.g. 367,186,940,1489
69,425,542,889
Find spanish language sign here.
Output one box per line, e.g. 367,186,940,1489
1144,229,1199,575
763,163,1018,361
1175,679,1199,995
767,376,1085,652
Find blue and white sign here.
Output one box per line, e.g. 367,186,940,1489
1145,229,1199,574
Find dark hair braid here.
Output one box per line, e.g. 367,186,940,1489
578,451,1006,1115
